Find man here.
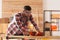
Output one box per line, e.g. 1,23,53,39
7,5,41,36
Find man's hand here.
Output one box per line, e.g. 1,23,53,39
35,31,43,36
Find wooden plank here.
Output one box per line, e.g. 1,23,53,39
52,14,60,18
0,18,9,23
5,36,60,39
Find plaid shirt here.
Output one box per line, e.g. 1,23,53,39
7,13,39,36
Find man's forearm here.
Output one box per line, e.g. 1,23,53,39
31,21,40,32
34,26,40,32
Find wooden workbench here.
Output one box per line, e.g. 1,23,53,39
2,36,60,40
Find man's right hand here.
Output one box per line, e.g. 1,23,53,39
35,32,43,36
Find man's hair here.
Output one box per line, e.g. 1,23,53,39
24,5,31,11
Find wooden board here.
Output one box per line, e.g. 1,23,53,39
52,14,60,18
